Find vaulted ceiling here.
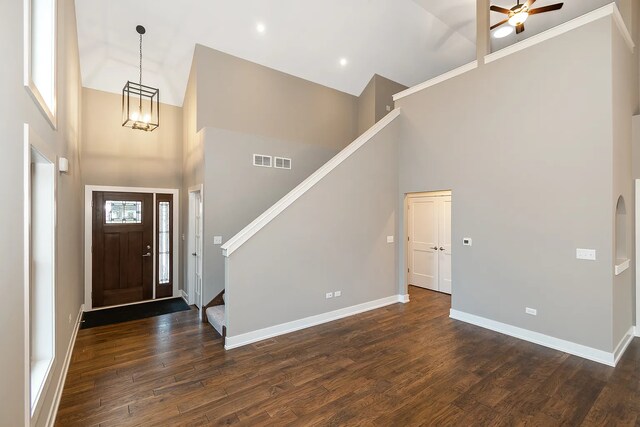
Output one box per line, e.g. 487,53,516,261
75,0,616,107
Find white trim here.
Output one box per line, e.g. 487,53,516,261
44,304,83,427
393,62,478,102
450,309,634,367
398,294,410,303
222,109,401,257
635,326,640,338
637,179,640,333
23,0,57,129
187,184,204,311
612,4,635,52
615,258,630,275
225,295,403,350
83,185,180,311
180,290,189,304
24,124,58,424
486,3,633,65
613,326,635,366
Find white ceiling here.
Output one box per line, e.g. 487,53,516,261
75,0,618,107
75,0,477,106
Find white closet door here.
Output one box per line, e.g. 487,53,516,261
408,197,439,291
438,196,452,294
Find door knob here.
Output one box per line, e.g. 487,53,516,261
431,246,438,250
439,247,445,251
192,252,197,256
142,252,152,257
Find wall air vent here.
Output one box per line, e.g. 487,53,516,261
253,154,272,168
274,157,292,170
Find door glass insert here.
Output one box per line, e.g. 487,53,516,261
105,200,142,224
158,201,170,284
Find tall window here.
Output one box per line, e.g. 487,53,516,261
25,126,56,418
25,0,57,127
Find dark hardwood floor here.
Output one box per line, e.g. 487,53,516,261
56,287,640,426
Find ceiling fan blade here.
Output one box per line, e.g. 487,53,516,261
524,0,537,9
490,18,509,30
516,23,525,34
490,5,511,14
529,3,564,15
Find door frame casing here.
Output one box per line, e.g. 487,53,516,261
84,185,180,311
186,184,204,311
404,190,452,295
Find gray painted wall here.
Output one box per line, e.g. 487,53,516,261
81,88,184,189
396,17,618,352
201,128,339,304
0,0,84,425
357,76,376,136
194,45,359,151
357,74,407,135
612,20,635,346
226,119,400,336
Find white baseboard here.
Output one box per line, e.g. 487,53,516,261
450,309,634,367
613,326,635,366
398,294,410,303
225,295,403,350
180,289,189,304
45,304,83,427
634,326,640,337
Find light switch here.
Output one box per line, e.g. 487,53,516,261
387,236,394,243
213,236,223,245
576,248,596,261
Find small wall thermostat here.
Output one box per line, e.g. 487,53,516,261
463,238,472,246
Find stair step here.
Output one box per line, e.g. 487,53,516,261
206,305,225,336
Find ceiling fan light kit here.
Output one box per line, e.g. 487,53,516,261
490,0,564,36
122,25,160,132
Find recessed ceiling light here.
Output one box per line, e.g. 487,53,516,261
339,58,348,67
493,26,514,39
256,23,266,33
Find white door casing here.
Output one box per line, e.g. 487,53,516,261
438,196,452,294
407,193,452,295
188,187,203,310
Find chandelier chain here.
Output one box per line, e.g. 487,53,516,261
139,33,143,108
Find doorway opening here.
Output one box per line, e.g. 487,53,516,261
187,185,203,313
83,186,180,311
405,191,452,299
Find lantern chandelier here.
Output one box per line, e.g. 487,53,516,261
122,25,159,132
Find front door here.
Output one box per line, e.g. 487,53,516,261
92,192,154,307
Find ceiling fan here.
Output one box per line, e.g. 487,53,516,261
490,0,564,35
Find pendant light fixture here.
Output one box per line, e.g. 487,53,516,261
122,25,159,131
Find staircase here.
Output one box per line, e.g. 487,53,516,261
204,289,226,337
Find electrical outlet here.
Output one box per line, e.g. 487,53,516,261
576,248,596,261
326,292,333,299
525,307,537,316
213,236,223,245
334,291,342,297
386,105,391,112
387,236,394,243
463,238,472,246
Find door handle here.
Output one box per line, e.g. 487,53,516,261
142,252,152,257
439,247,445,251
192,252,197,256
431,246,438,250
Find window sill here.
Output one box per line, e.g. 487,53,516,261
30,357,54,417
615,258,630,276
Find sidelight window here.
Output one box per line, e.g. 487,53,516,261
158,201,170,284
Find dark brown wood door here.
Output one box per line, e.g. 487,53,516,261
92,192,154,307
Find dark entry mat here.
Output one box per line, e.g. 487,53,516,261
80,298,191,329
